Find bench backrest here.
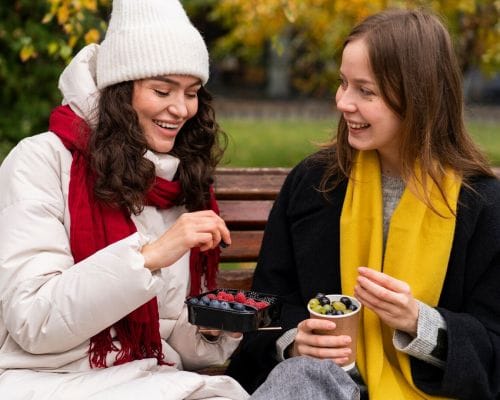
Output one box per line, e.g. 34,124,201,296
214,167,290,290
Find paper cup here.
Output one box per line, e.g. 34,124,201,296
308,294,362,371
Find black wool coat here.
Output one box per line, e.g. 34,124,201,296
226,153,500,399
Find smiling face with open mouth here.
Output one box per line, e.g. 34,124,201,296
132,75,201,154
335,38,403,170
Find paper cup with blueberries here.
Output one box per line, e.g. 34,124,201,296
307,293,362,371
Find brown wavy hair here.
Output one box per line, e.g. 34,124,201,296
88,82,226,214
315,8,494,210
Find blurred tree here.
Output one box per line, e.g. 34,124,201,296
0,0,109,145
2,0,499,148
210,0,500,96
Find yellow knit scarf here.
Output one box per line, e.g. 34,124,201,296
340,150,460,399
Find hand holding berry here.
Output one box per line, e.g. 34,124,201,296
354,266,419,336
142,210,231,271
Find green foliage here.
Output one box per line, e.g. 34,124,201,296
0,0,110,145
0,1,61,143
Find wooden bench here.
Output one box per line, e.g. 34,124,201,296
214,167,290,290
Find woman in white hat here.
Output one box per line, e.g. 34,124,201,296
0,1,248,399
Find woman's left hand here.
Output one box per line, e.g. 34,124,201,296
354,266,419,336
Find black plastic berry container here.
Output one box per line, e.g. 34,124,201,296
185,288,281,332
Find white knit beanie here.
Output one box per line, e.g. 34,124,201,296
96,0,209,89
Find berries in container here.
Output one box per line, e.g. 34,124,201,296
185,288,281,332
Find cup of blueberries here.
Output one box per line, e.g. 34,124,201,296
307,293,362,371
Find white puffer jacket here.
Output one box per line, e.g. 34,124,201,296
0,44,247,400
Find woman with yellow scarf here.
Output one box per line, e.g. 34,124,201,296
227,8,500,400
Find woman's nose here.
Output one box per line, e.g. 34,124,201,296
335,89,356,113
167,97,188,118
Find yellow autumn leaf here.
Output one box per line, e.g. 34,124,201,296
63,23,73,34
57,4,70,24
68,35,78,48
42,12,54,24
84,28,100,44
72,0,82,12
83,0,98,11
20,45,37,62
456,0,476,14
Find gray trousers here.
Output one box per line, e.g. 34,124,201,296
249,356,361,400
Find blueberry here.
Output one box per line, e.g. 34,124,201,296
315,292,325,299
200,295,210,305
209,299,221,308
188,297,199,305
319,297,330,306
348,304,358,312
232,302,245,311
340,296,352,308
220,301,230,310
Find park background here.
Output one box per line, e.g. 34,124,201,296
0,0,499,167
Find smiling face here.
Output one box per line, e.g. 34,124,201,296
132,75,201,154
335,39,403,171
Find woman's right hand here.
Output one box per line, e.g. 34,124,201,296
141,210,231,271
290,318,352,366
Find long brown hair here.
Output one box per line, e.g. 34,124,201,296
315,8,494,208
88,82,226,214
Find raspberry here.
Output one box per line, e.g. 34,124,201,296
255,301,269,310
245,298,257,307
207,293,217,300
234,292,247,303
217,291,228,301
225,293,235,302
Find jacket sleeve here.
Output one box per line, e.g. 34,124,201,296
165,306,243,370
412,178,500,400
0,136,163,355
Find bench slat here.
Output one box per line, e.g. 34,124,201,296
219,231,263,262
214,167,289,200
218,200,274,229
216,269,255,291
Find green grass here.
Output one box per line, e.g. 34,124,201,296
467,121,500,165
220,118,500,167
220,118,336,167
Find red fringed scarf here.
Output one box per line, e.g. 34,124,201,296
49,105,220,368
